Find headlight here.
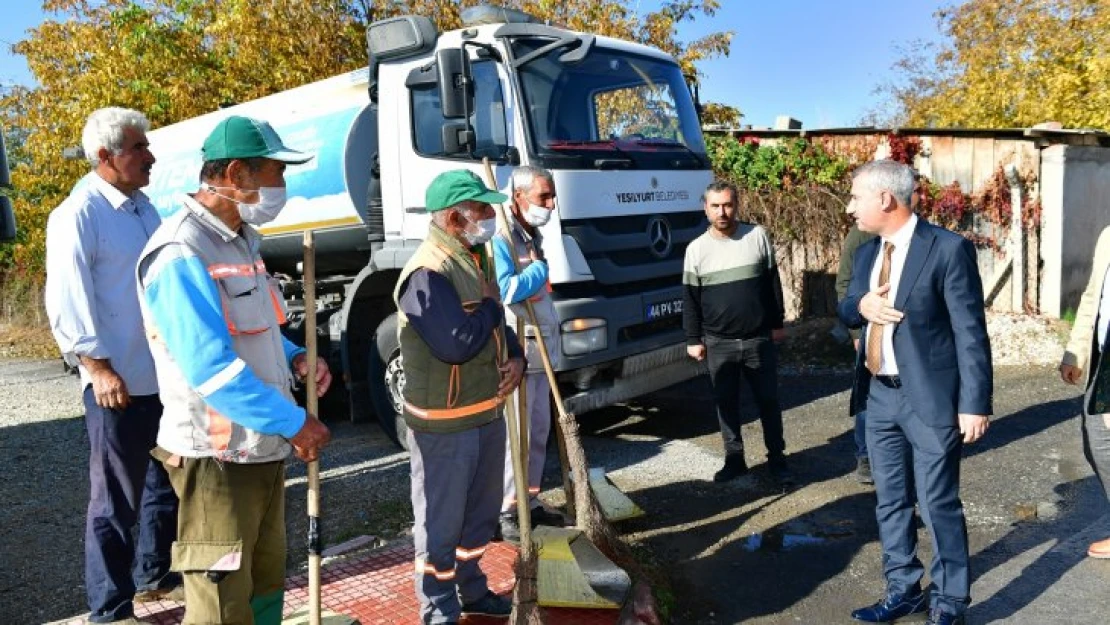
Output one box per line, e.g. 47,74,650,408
561,318,607,356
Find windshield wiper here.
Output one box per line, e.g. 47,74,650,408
627,138,707,168
547,139,636,169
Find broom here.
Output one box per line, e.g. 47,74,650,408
481,160,628,563
483,207,542,624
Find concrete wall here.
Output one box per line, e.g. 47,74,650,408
1040,145,1110,317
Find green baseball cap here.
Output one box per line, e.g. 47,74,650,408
425,169,508,212
201,115,313,164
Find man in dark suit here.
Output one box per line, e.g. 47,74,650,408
838,159,992,625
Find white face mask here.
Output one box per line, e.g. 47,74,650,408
203,183,288,226
523,202,552,227
463,216,497,247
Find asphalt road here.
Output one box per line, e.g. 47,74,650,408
578,366,1102,624
1,360,1101,624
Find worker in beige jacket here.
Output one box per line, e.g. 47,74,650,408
1060,225,1110,559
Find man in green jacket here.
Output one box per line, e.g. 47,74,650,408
394,169,526,624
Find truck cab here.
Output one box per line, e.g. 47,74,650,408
145,6,711,448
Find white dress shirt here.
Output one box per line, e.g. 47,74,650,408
44,172,162,395
868,214,918,375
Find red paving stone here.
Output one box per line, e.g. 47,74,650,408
127,541,618,625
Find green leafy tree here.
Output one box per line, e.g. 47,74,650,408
881,0,1110,129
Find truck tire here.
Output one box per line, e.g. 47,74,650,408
368,312,410,450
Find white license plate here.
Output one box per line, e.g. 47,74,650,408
645,297,683,320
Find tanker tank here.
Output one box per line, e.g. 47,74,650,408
144,68,379,276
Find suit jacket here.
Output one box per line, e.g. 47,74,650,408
837,218,993,427
1061,225,1110,384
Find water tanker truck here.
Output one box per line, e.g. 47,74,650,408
144,6,712,447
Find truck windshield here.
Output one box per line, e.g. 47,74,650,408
511,38,707,169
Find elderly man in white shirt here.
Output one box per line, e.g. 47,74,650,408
45,107,180,624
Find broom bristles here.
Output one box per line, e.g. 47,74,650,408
557,409,633,566
510,550,545,624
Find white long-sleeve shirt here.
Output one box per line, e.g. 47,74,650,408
868,213,918,376
45,172,161,395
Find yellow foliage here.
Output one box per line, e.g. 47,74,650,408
0,0,731,296
888,0,1110,130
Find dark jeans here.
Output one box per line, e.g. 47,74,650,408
83,387,178,622
704,334,785,460
855,410,869,458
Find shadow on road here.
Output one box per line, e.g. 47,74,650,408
968,476,1104,623
964,395,1082,459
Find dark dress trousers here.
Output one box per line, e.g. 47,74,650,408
838,218,993,616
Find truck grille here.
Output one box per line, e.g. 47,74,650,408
561,211,707,285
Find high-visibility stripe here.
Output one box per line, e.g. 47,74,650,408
268,287,288,325
527,486,541,495
404,395,504,421
208,261,287,334
504,275,520,304
414,558,456,581
207,263,259,278
196,358,246,397
206,406,232,452
455,545,487,561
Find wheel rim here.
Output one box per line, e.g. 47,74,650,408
384,350,405,415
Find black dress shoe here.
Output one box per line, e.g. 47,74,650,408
851,590,927,622
925,608,965,625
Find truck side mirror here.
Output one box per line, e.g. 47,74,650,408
0,131,14,243
0,196,14,243
441,122,474,155
437,49,472,120
685,73,703,121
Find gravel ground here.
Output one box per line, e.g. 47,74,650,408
0,359,409,624
0,314,1081,624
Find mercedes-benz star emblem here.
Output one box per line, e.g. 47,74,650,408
646,216,673,259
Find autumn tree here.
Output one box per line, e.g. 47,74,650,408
0,0,731,303
881,0,1110,129
0,0,370,292
700,102,743,127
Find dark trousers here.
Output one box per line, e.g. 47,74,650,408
1084,347,1110,503
866,380,969,616
409,419,506,625
855,410,869,458
83,387,178,622
854,344,868,458
705,335,785,459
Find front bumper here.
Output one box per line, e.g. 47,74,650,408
558,342,706,415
